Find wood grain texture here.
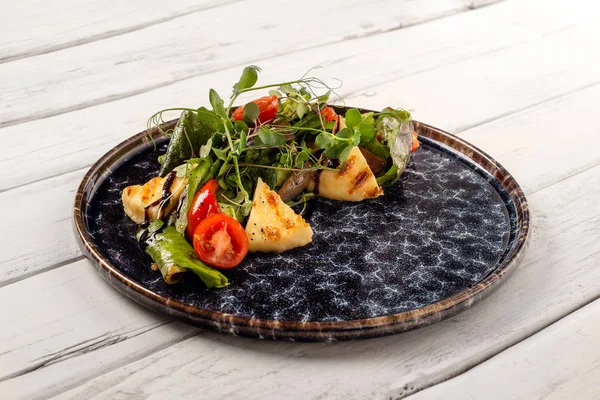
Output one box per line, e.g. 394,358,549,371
2,83,600,398
0,0,239,63
409,298,600,400
1,0,592,192
0,260,199,400
0,0,500,128
2,0,600,397
0,0,502,64
39,163,600,400
2,1,599,286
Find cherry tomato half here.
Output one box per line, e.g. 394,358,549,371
186,179,221,239
320,106,338,123
193,214,249,269
232,95,278,124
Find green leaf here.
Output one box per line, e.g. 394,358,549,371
279,84,297,95
339,145,354,163
351,130,361,146
209,89,227,119
233,65,261,93
158,109,219,177
218,159,230,177
238,131,247,153
212,147,228,161
258,127,286,146
359,124,375,142
234,120,248,134
294,149,310,168
377,164,399,186
315,131,336,149
362,136,390,159
243,101,260,123
393,109,411,123
318,90,331,103
345,108,362,128
187,159,212,207
269,89,282,97
296,102,307,119
336,127,354,139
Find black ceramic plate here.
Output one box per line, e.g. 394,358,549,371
74,110,529,341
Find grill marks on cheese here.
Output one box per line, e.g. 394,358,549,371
245,178,313,253
312,146,383,201
122,174,187,224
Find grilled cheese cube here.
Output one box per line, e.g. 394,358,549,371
122,174,187,225
310,146,383,201
246,178,313,253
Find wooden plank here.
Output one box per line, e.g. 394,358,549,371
2,11,600,285
409,298,600,400
345,17,600,134
17,158,600,400
0,0,500,128
2,77,600,399
0,0,239,63
0,260,199,400
0,0,592,192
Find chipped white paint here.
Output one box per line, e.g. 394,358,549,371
1,0,599,399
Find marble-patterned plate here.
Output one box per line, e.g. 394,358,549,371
74,110,529,341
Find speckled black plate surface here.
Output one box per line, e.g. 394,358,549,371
74,111,529,341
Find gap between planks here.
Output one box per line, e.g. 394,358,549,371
1,76,596,292
406,294,600,399
0,0,504,129
37,162,600,399
3,79,600,398
1,0,596,193
0,0,245,64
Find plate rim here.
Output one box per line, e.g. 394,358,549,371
73,110,530,341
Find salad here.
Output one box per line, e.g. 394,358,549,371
121,66,420,289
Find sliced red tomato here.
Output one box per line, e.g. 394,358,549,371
320,106,338,123
186,179,221,239
411,131,420,152
193,214,249,269
232,95,278,124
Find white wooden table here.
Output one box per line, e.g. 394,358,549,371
2,0,600,398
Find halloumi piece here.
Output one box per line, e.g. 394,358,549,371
122,173,187,225
309,146,383,201
246,178,313,253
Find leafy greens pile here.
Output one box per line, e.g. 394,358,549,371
148,66,414,224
